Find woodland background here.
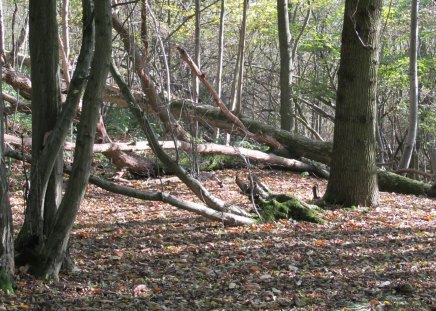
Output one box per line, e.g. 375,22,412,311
0,0,435,309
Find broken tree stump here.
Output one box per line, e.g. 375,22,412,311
236,174,324,223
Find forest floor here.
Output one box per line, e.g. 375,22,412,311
2,168,435,311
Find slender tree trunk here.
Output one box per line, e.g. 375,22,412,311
230,0,248,115
141,0,148,65
215,0,225,141
31,0,112,280
16,0,62,257
277,0,294,131
193,0,200,103
16,0,95,269
324,0,382,207
398,0,419,169
0,0,14,292
226,0,248,144
431,142,436,174
61,0,70,62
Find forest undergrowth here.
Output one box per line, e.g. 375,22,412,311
2,168,435,310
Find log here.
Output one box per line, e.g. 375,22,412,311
378,171,432,196
6,133,317,174
169,101,333,164
236,174,324,223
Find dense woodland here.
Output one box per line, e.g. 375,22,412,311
0,0,435,308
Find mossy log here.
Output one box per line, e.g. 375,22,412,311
0,269,14,295
258,194,324,223
378,171,432,196
429,181,436,198
236,174,324,223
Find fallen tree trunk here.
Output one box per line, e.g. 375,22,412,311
378,171,432,196
5,133,325,176
169,101,333,165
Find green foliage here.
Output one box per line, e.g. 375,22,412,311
8,113,32,135
234,140,268,151
104,108,145,140
419,105,436,143
379,56,409,88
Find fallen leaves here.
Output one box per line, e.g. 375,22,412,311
6,168,435,310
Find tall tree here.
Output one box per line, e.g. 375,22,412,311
230,0,248,115
14,0,97,278
0,0,14,294
16,0,63,256
398,0,419,169
214,0,225,141
30,0,111,280
277,0,294,131
324,0,382,206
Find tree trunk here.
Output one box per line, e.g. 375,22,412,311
15,0,96,269
0,0,15,291
31,0,112,280
16,0,62,258
215,0,225,141
170,101,332,164
324,0,382,207
277,0,294,131
398,0,419,169
431,142,436,174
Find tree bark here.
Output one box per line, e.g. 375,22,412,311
32,0,112,280
398,0,419,169
16,0,62,258
214,0,225,141
324,0,382,207
15,0,96,268
277,0,294,131
96,116,158,177
0,0,15,291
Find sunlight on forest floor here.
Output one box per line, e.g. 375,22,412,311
4,169,435,310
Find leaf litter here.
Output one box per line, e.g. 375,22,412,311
3,168,435,310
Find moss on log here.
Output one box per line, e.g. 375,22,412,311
0,269,14,295
429,182,436,198
258,194,324,223
378,171,432,196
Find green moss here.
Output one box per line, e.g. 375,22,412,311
202,154,244,171
259,194,324,223
428,181,436,198
378,171,431,195
0,269,14,295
